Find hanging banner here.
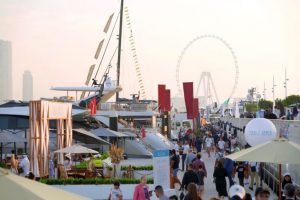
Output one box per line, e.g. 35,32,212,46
193,98,199,119
88,97,97,116
165,89,171,112
158,85,166,112
183,82,194,119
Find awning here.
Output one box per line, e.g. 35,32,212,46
96,110,158,118
122,132,137,138
90,128,129,138
73,129,111,145
0,131,27,143
94,116,125,129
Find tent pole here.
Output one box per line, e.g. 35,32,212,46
278,164,282,200
0,142,2,161
24,129,27,154
14,142,16,155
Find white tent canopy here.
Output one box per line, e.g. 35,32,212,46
0,168,90,200
54,144,99,154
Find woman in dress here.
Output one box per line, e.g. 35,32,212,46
213,159,228,200
10,154,18,174
133,175,151,200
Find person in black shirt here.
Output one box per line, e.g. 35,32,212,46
236,162,245,186
170,149,181,187
213,160,228,198
181,163,199,191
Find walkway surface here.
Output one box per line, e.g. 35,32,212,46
177,149,277,199
53,150,277,200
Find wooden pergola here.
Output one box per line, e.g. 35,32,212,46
29,100,72,177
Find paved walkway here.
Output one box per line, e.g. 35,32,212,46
177,150,277,199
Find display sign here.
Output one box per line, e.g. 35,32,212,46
153,150,170,189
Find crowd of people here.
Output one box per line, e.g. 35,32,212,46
150,122,298,200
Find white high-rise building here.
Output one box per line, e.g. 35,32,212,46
23,70,33,101
0,40,12,101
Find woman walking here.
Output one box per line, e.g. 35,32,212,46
213,160,228,199
184,183,202,200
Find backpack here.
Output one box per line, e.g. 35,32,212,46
250,164,256,172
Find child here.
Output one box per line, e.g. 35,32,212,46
108,181,123,200
197,165,206,197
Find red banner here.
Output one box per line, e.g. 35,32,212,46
88,97,97,116
183,82,194,119
158,85,166,112
193,98,199,118
165,89,171,112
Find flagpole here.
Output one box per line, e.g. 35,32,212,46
116,0,124,103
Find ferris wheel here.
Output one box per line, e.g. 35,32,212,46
175,35,239,105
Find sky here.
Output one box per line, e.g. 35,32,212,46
0,0,300,103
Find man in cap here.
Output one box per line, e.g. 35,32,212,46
228,184,246,200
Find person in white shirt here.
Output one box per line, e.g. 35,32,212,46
218,137,226,152
108,181,123,200
205,134,214,158
249,162,259,190
19,154,30,177
174,141,180,155
181,141,190,170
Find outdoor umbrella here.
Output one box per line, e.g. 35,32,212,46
226,137,300,200
0,168,90,200
54,144,99,154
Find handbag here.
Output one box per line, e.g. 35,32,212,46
179,191,185,200
18,167,24,174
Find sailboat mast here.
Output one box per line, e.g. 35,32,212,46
116,0,124,103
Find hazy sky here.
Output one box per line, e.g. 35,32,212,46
0,0,300,102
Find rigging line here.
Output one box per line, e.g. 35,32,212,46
124,7,147,99
99,46,118,85
93,12,120,81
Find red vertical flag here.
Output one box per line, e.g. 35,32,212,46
183,82,194,119
158,85,166,112
88,97,97,116
193,98,199,118
165,89,171,112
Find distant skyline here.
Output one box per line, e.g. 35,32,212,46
0,0,300,102
0,40,12,101
23,70,33,101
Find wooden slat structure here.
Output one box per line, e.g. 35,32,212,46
29,100,72,177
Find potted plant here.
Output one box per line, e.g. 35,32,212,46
108,145,124,178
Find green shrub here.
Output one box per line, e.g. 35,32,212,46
40,178,153,185
101,152,109,160
0,161,7,169
121,165,153,171
75,161,89,169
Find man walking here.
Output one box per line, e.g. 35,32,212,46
154,185,168,200
181,141,190,171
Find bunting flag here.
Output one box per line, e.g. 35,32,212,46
183,82,194,119
88,97,97,116
158,85,166,112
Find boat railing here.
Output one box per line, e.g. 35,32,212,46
261,164,300,198
100,102,155,111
